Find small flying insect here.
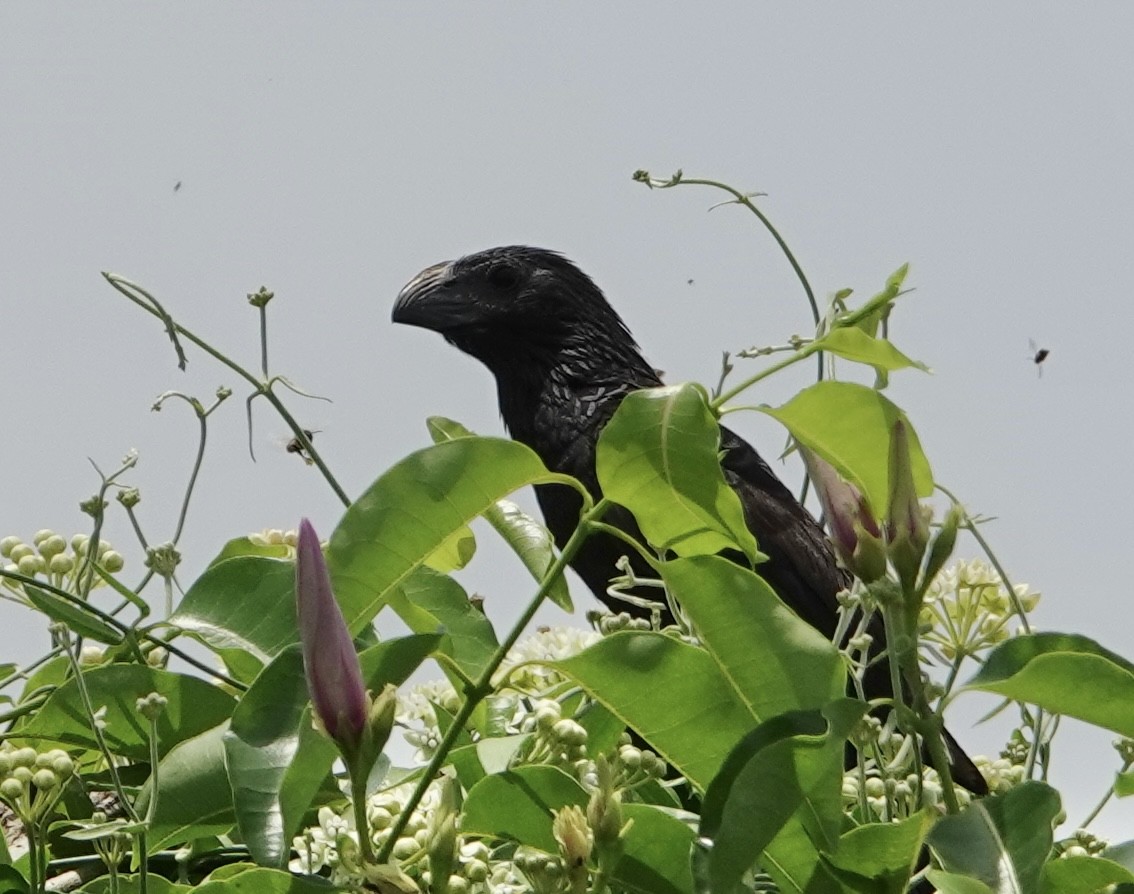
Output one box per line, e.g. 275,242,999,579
173,180,182,193
1029,339,1050,377
283,429,321,465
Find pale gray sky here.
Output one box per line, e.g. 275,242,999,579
3,5,1133,837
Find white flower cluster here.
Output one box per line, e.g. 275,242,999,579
292,625,632,892
920,559,1039,663
492,627,599,691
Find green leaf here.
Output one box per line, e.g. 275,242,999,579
225,635,441,867
0,865,28,894
194,865,334,893
18,665,235,761
965,633,1134,737
423,525,477,572
1043,856,1134,894
207,536,292,567
462,766,588,852
824,811,933,894
925,871,996,894
388,567,499,683
762,381,932,513
138,721,236,854
815,327,928,375
696,701,864,894
76,875,191,894
328,437,568,632
928,781,1061,894
172,556,297,660
596,384,758,561
426,417,572,612
662,556,843,717
23,585,123,644
616,804,696,894
484,499,573,612
552,632,754,790
223,646,329,869
1116,772,1134,798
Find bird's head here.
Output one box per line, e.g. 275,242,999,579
392,246,656,385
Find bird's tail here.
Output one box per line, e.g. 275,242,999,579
938,726,989,796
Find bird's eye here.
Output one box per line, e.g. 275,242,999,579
485,261,520,290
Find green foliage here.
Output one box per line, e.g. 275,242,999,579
0,175,1123,894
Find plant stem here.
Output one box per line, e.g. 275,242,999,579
636,172,823,382
375,499,609,864
102,274,350,507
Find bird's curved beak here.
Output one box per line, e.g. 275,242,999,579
392,260,463,331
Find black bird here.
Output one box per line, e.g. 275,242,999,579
392,245,987,794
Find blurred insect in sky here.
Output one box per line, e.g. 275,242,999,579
281,429,320,465
173,180,182,192
1029,339,1050,376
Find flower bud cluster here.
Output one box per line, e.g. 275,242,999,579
1058,829,1109,859
292,781,504,892
842,763,974,820
920,559,1039,662
592,611,653,636
292,625,617,892
144,541,181,578
248,527,299,556
970,754,1026,795
0,742,76,826
1,530,124,600
843,723,1029,818
519,698,590,767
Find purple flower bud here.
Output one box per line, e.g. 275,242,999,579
295,518,367,754
885,420,930,591
800,448,887,582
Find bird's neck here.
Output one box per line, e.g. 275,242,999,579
491,347,660,468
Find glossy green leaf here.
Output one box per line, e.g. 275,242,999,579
615,804,696,894
76,875,190,894
462,766,588,852
18,665,235,761
23,585,123,644
925,871,996,894
928,781,1061,894
1116,772,1134,798
662,556,843,717
423,524,477,572
824,811,933,894
427,417,572,612
138,721,236,854
696,701,863,894
553,632,754,790
328,437,567,632
596,384,758,561
1043,856,1134,894
194,865,333,893
207,536,291,567
0,865,28,894
762,381,932,513
223,646,329,869
816,326,928,374
388,566,498,683
484,499,573,612
966,633,1134,737
225,635,441,867
172,557,297,660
